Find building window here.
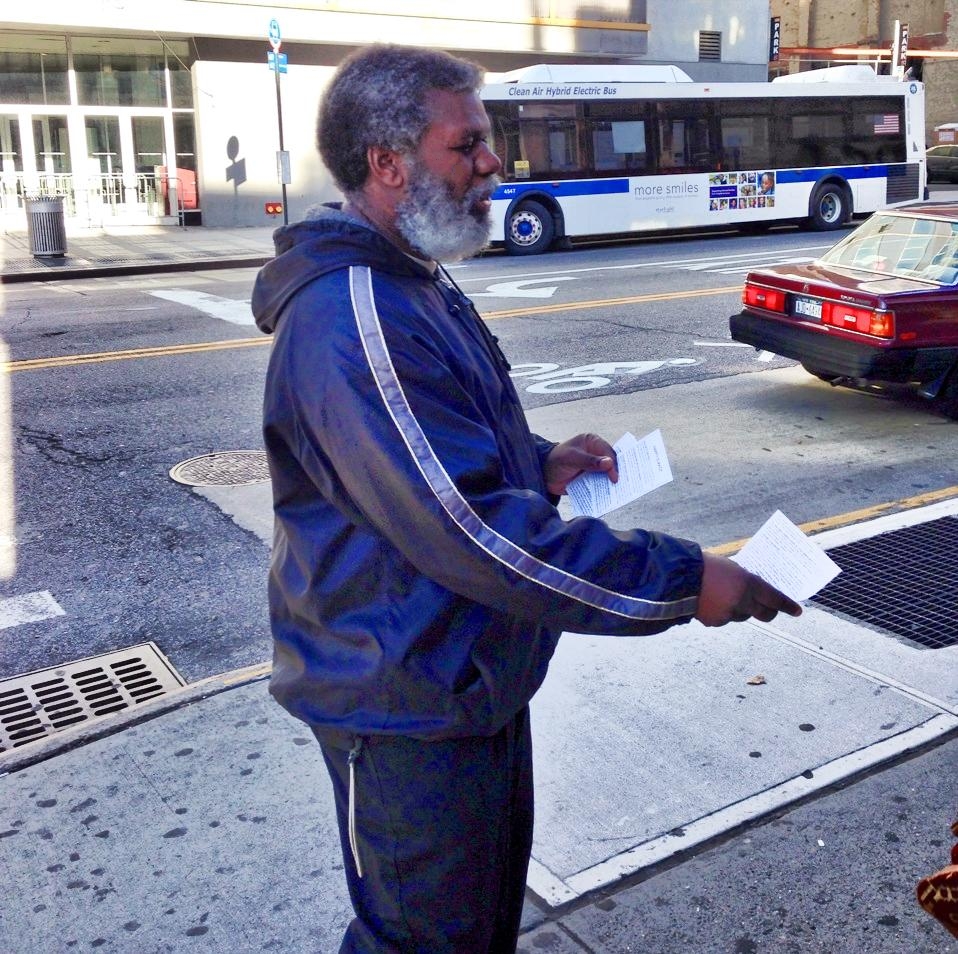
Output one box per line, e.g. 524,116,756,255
74,37,167,107
169,57,195,109
173,113,197,171
0,35,69,106
698,30,722,62
33,115,71,175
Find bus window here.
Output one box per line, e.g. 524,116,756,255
490,111,523,178
513,103,585,178
589,120,648,172
655,101,715,172
848,98,906,163
585,102,649,175
786,106,845,166
717,101,771,171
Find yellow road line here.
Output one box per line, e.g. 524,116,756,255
5,283,744,372
706,485,958,556
5,336,269,372
483,285,742,320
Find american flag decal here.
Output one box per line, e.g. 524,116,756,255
873,113,900,134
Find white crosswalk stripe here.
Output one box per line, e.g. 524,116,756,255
0,591,66,630
663,255,816,275
150,289,254,325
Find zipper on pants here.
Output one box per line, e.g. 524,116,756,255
347,739,364,878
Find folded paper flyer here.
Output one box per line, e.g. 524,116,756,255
567,430,672,519
732,509,841,602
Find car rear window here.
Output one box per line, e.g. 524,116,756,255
820,213,958,285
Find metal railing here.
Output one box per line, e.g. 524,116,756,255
0,171,176,226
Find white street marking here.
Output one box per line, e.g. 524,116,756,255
707,256,816,275
470,277,577,299
694,342,780,362
693,341,753,348
150,289,254,325
454,245,832,284
512,359,698,394
667,256,815,274
0,591,66,630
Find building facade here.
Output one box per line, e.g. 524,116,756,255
770,0,958,141
1,1,774,229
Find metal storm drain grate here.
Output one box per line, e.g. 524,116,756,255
0,643,185,752
812,516,958,650
169,450,270,486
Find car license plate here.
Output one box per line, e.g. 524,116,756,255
793,296,823,320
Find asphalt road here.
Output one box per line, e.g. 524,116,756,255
1,224,955,686
2,220,956,954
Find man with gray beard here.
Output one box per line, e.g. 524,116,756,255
252,43,800,954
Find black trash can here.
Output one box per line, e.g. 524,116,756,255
25,195,67,258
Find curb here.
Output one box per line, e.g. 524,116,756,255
0,661,272,775
0,255,271,284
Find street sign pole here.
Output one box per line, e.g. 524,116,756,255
268,18,289,225
274,67,288,224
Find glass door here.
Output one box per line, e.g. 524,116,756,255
172,112,199,214
84,115,122,209
132,116,165,213
32,115,73,208
0,115,23,212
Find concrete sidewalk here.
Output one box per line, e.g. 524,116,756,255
2,609,956,953
2,224,957,952
1,223,276,282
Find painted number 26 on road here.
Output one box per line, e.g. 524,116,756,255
509,360,697,393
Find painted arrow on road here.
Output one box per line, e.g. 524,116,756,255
470,277,577,299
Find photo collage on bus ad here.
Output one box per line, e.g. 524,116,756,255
708,171,777,213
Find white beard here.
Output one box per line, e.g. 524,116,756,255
395,163,498,262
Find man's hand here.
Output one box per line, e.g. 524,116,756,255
544,433,618,496
695,552,803,626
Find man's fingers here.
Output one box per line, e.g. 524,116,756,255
741,576,803,622
595,455,618,482
750,577,803,618
696,553,803,627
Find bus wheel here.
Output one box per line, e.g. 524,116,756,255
505,201,555,255
808,182,850,230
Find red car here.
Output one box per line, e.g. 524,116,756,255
729,201,958,418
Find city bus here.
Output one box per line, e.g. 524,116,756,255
481,64,926,255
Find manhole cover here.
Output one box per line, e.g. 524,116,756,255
169,450,269,486
812,515,958,649
0,643,185,752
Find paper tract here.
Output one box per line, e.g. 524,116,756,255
567,430,673,518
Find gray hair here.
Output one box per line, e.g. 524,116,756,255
317,44,484,195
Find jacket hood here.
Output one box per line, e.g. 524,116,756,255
252,203,428,334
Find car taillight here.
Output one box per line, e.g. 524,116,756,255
743,283,786,312
821,302,895,339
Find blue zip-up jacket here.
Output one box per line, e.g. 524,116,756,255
252,205,704,740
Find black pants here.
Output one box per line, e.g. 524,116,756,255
315,707,534,954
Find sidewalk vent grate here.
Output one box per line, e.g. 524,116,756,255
812,516,958,649
4,258,65,273
95,255,168,265
0,643,185,752
169,450,269,486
